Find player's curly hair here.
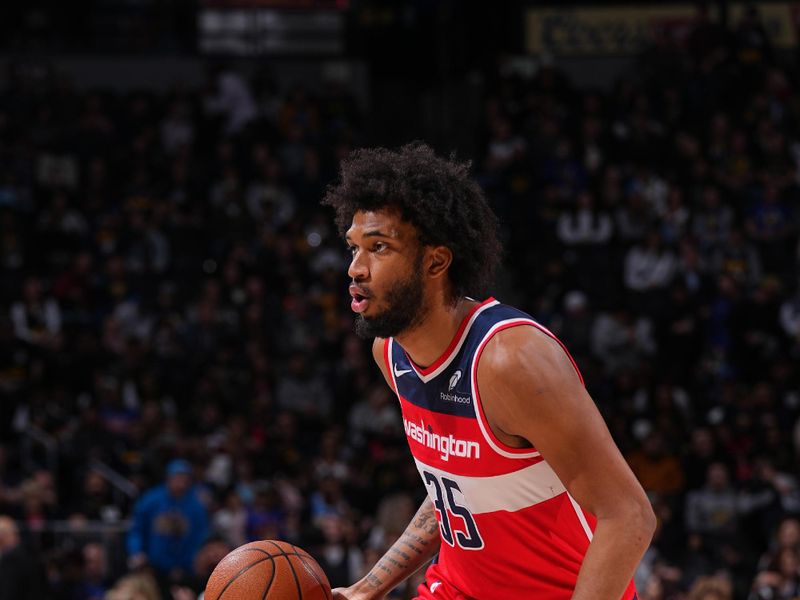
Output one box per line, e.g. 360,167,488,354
322,142,501,302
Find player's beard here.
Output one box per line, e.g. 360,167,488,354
355,260,426,340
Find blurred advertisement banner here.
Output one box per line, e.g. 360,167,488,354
526,3,799,57
199,8,344,55
200,0,348,7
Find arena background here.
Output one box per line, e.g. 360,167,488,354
1,1,799,599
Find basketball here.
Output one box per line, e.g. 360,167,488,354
205,540,332,600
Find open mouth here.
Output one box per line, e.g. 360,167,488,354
349,285,371,314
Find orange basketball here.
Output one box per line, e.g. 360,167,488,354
205,540,332,600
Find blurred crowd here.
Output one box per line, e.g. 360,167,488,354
0,5,799,600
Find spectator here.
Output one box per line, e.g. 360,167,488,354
685,462,740,545
484,117,526,175
734,5,774,68
246,486,286,542
557,191,615,299
126,459,209,584
624,230,678,303
656,281,702,381
550,290,595,365
682,428,728,491
614,193,651,246
626,431,686,499
0,516,48,600
104,571,161,600
203,66,258,135
188,536,232,594
275,352,333,420
687,575,733,600
315,514,363,589
10,276,62,350
745,183,795,277
692,185,734,256
212,490,247,549
749,548,800,600
309,476,349,525
713,228,762,290
75,542,111,600
779,288,800,347
557,191,613,246
348,387,400,442
591,306,656,374
68,469,121,523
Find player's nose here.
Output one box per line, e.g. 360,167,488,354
348,250,368,280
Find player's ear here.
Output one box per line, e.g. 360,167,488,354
426,245,453,279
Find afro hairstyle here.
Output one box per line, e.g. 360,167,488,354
322,142,501,302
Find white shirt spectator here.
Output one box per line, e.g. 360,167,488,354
557,203,613,246
591,310,656,373
205,70,258,135
624,233,677,291
11,278,62,347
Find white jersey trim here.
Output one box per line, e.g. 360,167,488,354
414,457,566,514
386,338,399,393
470,318,542,459
567,492,594,541
409,299,499,383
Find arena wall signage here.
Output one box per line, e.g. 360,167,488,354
526,3,799,57
199,0,347,56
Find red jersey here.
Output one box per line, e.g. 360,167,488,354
384,298,637,600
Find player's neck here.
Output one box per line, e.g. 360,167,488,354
394,295,477,370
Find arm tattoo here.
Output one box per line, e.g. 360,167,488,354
363,501,440,592
400,532,428,555
413,508,440,536
389,546,411,562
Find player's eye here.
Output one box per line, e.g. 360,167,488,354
373,242,387,252
346,245,357,256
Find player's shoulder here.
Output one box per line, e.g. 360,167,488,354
477,321,573,381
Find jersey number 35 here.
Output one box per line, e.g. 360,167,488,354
423,470,485,550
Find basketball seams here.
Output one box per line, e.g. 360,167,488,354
227,547,314,560
290,543,333,600
260,551,277,600
265,540,303,600
213,554,276,600
207,541,329,600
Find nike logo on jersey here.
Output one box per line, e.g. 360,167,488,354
430,581,442,593
394,363,413,377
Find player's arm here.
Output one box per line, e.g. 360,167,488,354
477,326,656,600
332,339,441,599
332,497,441,600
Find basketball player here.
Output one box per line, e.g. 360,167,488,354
323,143,655,600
